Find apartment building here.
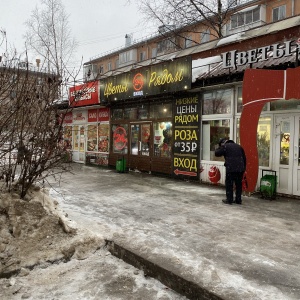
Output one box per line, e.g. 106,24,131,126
68,0,300,197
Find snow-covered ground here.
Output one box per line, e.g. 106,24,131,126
1,163,300,299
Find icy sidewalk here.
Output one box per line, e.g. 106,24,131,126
49,163,300,300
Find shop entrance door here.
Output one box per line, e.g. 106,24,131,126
72,125,85,163
274,115,300,196
129,122,152,171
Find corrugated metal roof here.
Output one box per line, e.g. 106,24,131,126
195,51,297,82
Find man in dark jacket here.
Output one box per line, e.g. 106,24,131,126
215,138,246,205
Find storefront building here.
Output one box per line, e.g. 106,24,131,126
190,17,300,196
73,15,300,197
64,81,110,166
100,56,198,176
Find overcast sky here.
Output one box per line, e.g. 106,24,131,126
0,0,157,70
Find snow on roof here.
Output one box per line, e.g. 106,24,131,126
216,32,246,47
192,55,222,82
234,5,259,14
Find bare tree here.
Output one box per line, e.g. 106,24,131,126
24,0,77,80
131,0,241,44
0,52,75,198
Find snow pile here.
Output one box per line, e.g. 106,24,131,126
0,182,104,278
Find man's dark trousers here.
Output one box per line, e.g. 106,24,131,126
226,172,244,203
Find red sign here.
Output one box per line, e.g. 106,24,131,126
133,73,144,91
69,81,99,107
88,109,98,122
98,107,110,122
113,127,127,150
63,112,73,124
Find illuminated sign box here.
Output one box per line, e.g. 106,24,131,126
100,56,192,102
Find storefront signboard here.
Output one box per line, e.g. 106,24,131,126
222,39,300,69
173,95,200,178
73,110,87,124
98,107,110,122
88,109,98,122
87,108,110,123
62,111,73,124
100,56,192,102
69,81,100,107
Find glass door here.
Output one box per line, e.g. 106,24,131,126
72,125,85,163
130,123,151,156
129,122,152,172
274,115,300,196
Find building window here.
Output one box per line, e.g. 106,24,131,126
273,5,286,22
157,38,176,53
236,117,271,167
200,29,210,43
203,89,232,115
202,119,230,161
185,36,193,48
115,59,119,69
87,125,98,151
150,103,172,119
112,108,123,120
151,48,157,58
139,51,146,62
99,65,104,74
153,122,172,158
119,49,137,65
107,62,112,71
112,124,128,154
231,6,260,29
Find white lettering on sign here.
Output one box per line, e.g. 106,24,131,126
71,86,96,101
89,112,97,119
99,111,109,118
222,40,299,69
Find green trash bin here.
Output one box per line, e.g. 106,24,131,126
116,157,126,173
260,170,277,199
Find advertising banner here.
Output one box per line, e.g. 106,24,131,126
173,95,200,178
100,56,192,103
69,81,100,107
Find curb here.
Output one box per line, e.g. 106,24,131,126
105,240,223,300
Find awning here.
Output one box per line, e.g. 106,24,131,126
192,51,297,83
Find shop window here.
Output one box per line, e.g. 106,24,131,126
98,123,109,152
273,5,286,22
150,103,172,119
203,89,232,115
138,105,148,119
73,126,79,151
202,119,230,161
153,122,172,158
237,87,243,113
270,99,300,111
112,108,123,120
112,124,128,154
124,107,138,120
63,126,72,150
257,117,271,167
237,86,268,113
236,117,271,167
87,125,98,151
